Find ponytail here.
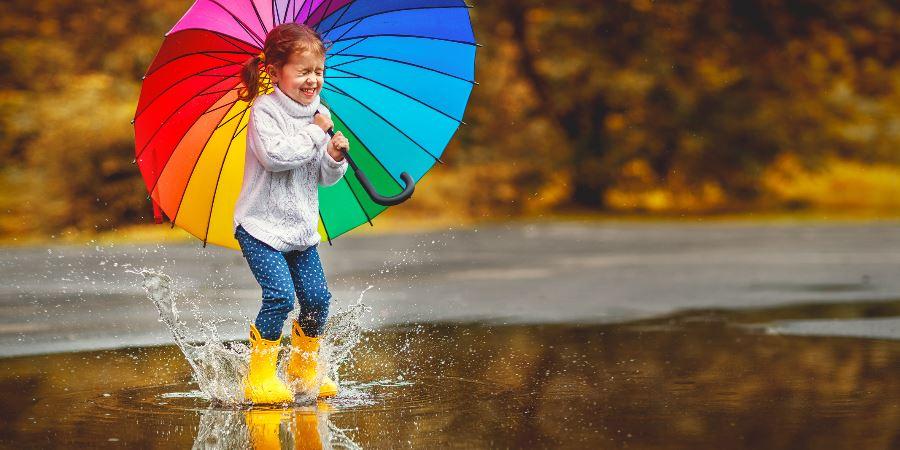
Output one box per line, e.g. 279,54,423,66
238,54,264,102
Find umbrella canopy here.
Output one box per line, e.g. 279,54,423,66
134,0,477,249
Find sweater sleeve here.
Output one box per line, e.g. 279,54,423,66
316,107,348,186
319,149,348,186
248,101,330,173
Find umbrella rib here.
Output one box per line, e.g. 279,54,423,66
167,98,242,230
341,175,375,226
248,0,270,36
314,0,338,27
137,61,241,119
283,0,292,25
328,65,466,124
307,0,343,31
302,0,314,24
294,0,333,27
150,78,252,202
136,77,241,161
203,98,241,116
201,104,250,246
143,76,264,197
159,28,261,58
215,103,253,130
327,36,368,57
320,5,473,39
207,0,266,47
270,0,277,27
192,73,245,78
145,50,251,79
197,51,248,67
136,70,239,151
146,96,242,197
313,1,349,36
207,28,259,52
326,56,366,68
331,33,478,48
200,86,244,98
330,52,476,84
328,13,366,44
318,210,333,245
321,83,443,163
324,105,403,191
147,29,257,78
171,101,250,234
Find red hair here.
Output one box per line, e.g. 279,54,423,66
239,23,328,102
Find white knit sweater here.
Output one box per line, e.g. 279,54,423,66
233,86,348,251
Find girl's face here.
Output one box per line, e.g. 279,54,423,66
267,49,324,105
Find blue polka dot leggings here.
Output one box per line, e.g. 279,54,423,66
235,224,331,340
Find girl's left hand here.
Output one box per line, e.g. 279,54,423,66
327,131,348,161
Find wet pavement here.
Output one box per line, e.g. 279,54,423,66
2,220,900,356
1,220,900,448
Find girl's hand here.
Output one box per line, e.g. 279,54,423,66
314,113,333,133
327,131,348,161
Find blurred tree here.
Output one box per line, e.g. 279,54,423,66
0,0,189,234
465,0,900,211
0,0,898,237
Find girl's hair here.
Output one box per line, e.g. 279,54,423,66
239,23,328,102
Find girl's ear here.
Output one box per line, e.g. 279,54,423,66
265,64,278,82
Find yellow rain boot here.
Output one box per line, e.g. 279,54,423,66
293,410,324,450
245,409,289,450
287,321,339,398
244,324,294,405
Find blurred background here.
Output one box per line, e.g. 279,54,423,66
0,0,898,242
2,3,899,447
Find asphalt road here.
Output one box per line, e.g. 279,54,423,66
1,220,899,356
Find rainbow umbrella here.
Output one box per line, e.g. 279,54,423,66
134,0,477,249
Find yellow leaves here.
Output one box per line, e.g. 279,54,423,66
14,73,145,233
525,8,554,24
620,159,655,183
604,113,627,132
762,154,900,212
694,55,743,91
604,181,727,213
631,0,655,13
604,159,727,213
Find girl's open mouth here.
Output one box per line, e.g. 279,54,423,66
301,87,316,97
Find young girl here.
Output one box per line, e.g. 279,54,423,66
233,23,349,404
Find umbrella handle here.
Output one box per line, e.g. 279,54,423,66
314,112,415,206
341,148,415,206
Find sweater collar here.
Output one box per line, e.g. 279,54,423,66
271,85,321,117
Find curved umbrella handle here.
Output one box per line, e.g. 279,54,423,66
315,111,415,206
342,149,416,206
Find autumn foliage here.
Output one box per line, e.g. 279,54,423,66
1,0,898,237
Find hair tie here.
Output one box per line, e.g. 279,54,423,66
258,52,266,62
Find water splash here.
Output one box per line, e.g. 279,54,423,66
134,268,247,403
133,267,371,406
321,286,373,384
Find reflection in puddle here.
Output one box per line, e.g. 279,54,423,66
2,300,900,448
193,404,359,450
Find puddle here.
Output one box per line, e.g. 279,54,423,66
2,306,900,448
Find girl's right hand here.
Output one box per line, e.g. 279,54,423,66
314,113,333,133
